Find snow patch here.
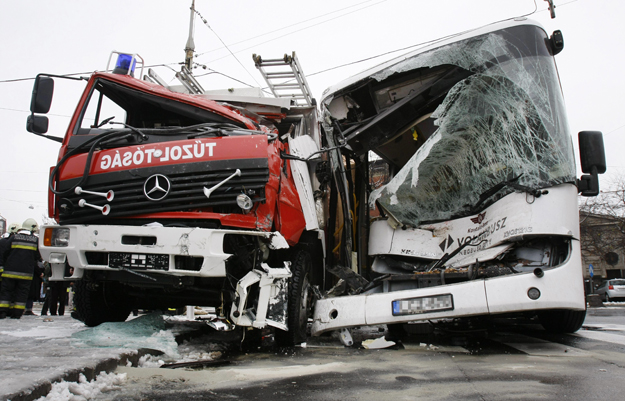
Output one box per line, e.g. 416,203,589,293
35,372,127,401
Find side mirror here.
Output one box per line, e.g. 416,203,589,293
30,76,54,114
26,114,49,134
550,30,564,55
577,131,606,197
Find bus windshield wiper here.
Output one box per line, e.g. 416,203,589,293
468,174,548,213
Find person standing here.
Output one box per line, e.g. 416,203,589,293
24,261,44,316
0,218,40,319
48,278,69,316
0,223,21,286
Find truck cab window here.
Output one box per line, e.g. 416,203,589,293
79,86,127,131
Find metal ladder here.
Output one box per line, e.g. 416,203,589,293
252,51,314,107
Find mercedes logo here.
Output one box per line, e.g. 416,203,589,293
144,174,171,201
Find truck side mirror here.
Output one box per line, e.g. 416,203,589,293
26,76,55,135
26,114,49,134
30,76,54,114
577,131,606,197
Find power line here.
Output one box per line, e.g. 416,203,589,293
201,0,389,66
195,0,385,59
0,63,180,85
0,189,47,193
193,8,264,90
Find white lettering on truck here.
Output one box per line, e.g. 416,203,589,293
99,142,217,170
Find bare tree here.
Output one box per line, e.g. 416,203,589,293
579,174,625,263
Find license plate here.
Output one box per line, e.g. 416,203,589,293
109,252,169,270
392,294,454,316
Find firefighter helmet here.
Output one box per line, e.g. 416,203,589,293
8,222,20,234
22,218,39,233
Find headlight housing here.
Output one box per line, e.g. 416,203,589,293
236,194,253,212
43,227,70,247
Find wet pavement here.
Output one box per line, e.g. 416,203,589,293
2,304,625,400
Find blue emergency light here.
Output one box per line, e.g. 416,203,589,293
112,53,137,77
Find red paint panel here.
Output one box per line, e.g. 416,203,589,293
276,157,307,245
58,135,268,180
252,140,281,231
48,166,56,219
123,212,258,229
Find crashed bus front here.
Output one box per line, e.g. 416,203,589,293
313,19,605,335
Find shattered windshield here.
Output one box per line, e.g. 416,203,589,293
370,24,575,226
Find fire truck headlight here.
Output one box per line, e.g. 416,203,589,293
43,227,70,247
236,194,253,212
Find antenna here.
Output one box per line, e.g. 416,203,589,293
184,0,196,71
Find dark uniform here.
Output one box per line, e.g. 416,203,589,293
0,231,40,319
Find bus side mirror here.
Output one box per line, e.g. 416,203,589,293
550,30,564,55
577,131,606,197
26,76,54,134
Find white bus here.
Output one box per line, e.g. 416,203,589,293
312,18,606,336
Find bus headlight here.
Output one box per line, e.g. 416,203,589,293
43,227,70,247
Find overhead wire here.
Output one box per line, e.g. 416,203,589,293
194,0,386,58
198,0,389,66
193,7,265,90
0,1,582,92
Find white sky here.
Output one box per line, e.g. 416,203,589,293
1,0,623,227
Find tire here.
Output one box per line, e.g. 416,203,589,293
386,323,407,341
538,309,586,334
276,250,313,346
74,280,132,327
605,293,611,302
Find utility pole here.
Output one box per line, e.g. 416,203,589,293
184,0,196,71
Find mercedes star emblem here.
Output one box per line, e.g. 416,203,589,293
144,174,171,201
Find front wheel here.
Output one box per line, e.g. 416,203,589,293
74,280,132,327
277,250,313,346
538,309,586,333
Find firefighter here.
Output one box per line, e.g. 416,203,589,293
0,218,40,319
0,223,21,284
1,223,21,239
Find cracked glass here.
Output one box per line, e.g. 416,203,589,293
370,24,576,226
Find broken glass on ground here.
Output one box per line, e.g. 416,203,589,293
72,312,180,358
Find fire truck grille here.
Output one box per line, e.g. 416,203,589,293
56,158,269,224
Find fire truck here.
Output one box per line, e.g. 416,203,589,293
27,40,329,344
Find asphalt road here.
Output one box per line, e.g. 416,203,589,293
105,306,625,401
3,305,625,400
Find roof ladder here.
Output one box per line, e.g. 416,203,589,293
253,51,314,107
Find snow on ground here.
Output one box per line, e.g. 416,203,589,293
35,372,128,401
0,306,225,400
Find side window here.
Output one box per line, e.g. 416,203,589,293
79,88,127,130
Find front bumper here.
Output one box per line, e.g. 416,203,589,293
311,240,586,336
39,224,288,281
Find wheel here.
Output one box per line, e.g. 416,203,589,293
73,280,132,327
605,293,611,302
276,250,313,346
386,323,407,341
538,309,586,334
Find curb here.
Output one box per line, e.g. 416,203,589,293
2,349,156,401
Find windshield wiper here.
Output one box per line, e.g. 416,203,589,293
468,174,548,213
